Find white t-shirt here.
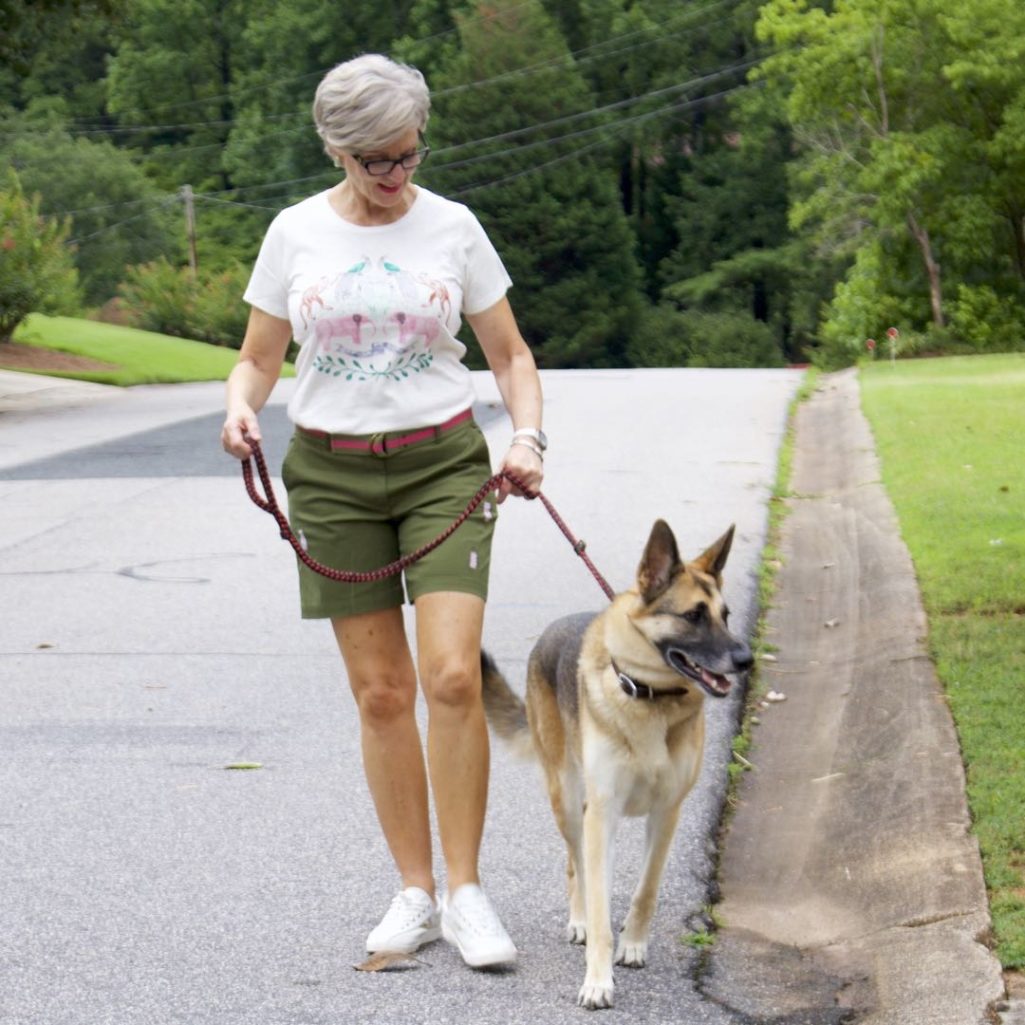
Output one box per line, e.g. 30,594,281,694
244,186,512,433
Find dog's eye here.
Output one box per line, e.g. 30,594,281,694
682,604,706,624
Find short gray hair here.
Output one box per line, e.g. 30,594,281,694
312,54,430,156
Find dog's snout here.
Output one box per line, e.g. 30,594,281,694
732,642,754,673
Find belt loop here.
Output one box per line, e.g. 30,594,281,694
369,433,388,457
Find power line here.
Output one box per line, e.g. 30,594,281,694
434,56,762,160
28,0,544,129
0,0,740,141
67,196,180,244
448,83,753,196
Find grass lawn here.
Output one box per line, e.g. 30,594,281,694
5,313,293,386
860,353,1025,969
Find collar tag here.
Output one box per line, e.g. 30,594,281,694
617,671,645,700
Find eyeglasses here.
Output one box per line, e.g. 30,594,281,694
353,135,430,177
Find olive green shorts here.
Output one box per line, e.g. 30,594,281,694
280,418,497,619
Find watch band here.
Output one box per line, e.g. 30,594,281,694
512,427,547,451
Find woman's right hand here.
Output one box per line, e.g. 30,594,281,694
221,405,261,460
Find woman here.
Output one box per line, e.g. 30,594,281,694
221,54,544,967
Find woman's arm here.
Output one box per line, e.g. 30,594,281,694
466,296,544,501
221,307,293,459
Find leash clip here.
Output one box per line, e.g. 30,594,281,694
574,539,587,554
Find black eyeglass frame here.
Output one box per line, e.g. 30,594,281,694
353,133,431,177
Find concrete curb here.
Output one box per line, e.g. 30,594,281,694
709,369,1006,1023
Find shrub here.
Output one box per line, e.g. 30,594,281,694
188,262,251,347
816,243,910,369
627,305,783,368
118,258,251,347
0,169,81,341
118,258,195,338
626,303,697,367
949,285,1025,353
685,310,784,368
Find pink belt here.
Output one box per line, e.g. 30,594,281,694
297,408,474,456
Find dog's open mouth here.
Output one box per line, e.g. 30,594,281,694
663,648,732,699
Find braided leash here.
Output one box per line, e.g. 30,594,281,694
241,438,616,600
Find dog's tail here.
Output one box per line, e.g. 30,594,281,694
480,650,535,760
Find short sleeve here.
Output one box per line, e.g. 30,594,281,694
242,217,290,320
461,210,513,316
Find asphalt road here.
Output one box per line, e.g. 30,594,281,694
0,368,802,1025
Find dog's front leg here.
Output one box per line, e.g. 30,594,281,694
578,791,617,1009
616,799,683,967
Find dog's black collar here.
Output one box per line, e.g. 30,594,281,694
612,661,689,701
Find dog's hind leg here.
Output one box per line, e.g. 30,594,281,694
555,770,587,944
615,799,683,968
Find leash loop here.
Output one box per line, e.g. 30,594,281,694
240,437,616,601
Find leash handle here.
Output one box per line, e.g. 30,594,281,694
240,437,616,600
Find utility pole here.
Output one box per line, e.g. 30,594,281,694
180,184,198,279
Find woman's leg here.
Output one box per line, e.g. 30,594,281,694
331,607,434,897
413,591,488,891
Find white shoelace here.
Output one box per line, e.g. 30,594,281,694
381,889,434,930
451,888,503,936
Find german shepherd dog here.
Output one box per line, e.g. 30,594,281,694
481,520,752,1009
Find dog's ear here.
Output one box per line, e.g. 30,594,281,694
692,524,735,581
637,519,682,604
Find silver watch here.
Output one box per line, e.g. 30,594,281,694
512,427,548,452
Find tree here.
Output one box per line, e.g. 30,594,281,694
941,0,1025,289
0,170,81,342
4,114,177,305
0,0,118,119
421,0,644,368
104,0,250,191
756,0,1025,353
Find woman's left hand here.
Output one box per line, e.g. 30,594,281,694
497,443,543,503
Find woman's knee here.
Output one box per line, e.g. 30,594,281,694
351,670,417,724
421,656,481,710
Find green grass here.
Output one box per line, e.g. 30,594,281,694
860,353,1025,968
5,313,286,386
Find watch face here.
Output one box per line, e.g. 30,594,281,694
537,430,548,451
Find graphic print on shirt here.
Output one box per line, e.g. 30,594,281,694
308,256,451,383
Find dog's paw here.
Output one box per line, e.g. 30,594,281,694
566,920,587,945
577,977,614,1010
615,936,648,968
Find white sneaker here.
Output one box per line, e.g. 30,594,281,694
365,887,440,954
441,883,517,967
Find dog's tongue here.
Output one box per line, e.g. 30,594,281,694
699,668,731,699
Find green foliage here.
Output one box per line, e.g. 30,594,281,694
424,0,643,368
105,0,248,190
816,242,909,369
757,0,1025,360
117,258,250,347
627,304,784,369
0,0,116,92
949,285,1025,353
0,169,81,342
3,114,178,305
116,258,194,337
189,263,253,348
624,303,693,367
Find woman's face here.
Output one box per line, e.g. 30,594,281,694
337,127,423,211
